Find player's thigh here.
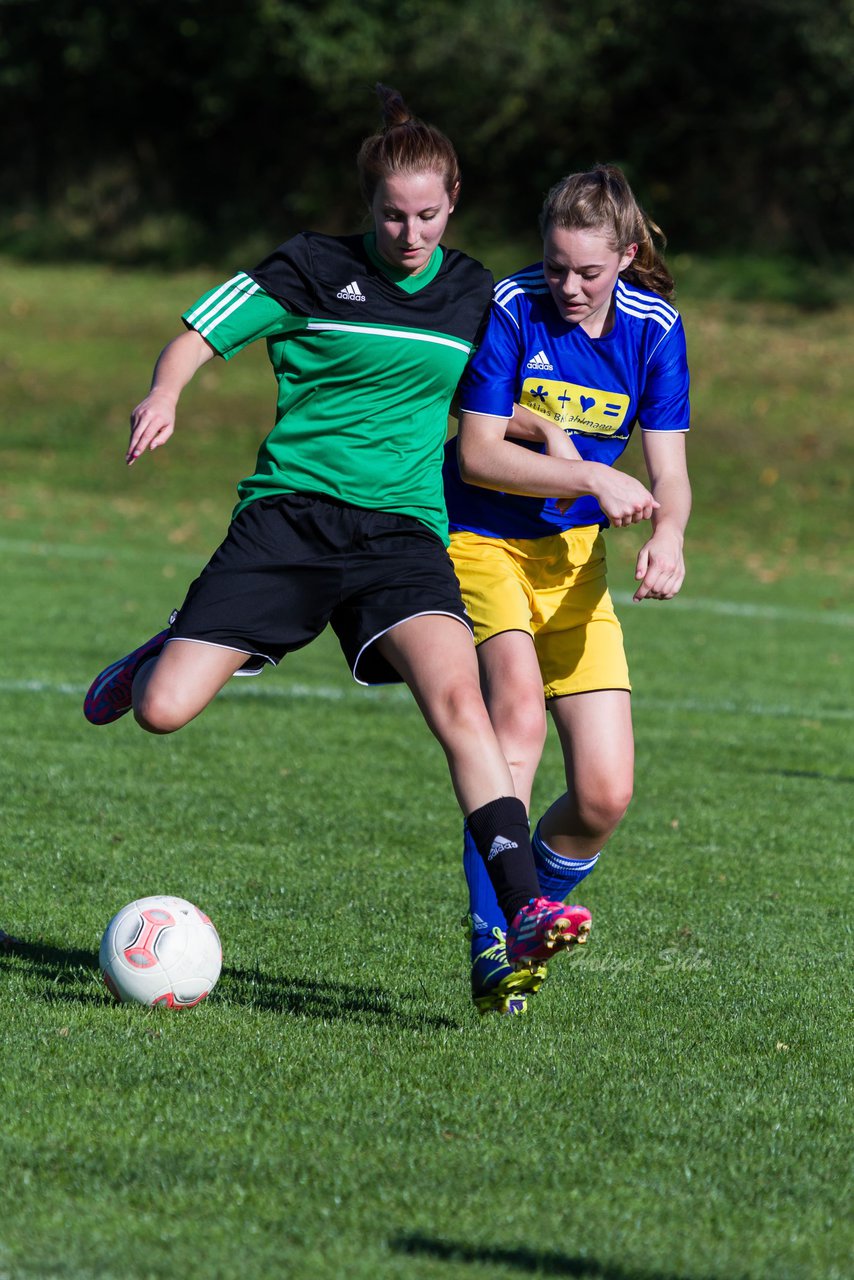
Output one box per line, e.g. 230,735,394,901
376,612,481,706
378,612,520,812
135,639,248,730
376,612,501,747
477,629,548,748
549,689,635,802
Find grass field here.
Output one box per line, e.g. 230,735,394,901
1,260,852,1280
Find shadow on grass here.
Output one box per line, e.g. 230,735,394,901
390,1235,743,1280
2,940,459,1029
757,767,854,785
220,964,460,1031
1,938,106,1005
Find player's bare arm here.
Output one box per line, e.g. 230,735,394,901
505,401,582,461
127,329,217,465
458,410,658,526
632,430,692,601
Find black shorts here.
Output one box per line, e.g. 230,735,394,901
168,493,471,685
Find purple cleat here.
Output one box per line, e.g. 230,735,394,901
83,627,171,725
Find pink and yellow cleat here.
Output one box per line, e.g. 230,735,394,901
505,897,592,968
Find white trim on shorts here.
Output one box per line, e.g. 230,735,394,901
163,634,275,677
352,610,473,687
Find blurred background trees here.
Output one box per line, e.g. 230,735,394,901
1,0,851,266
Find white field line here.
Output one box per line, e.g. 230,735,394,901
2,536,852,628
609,589,853,628
1,678,851,722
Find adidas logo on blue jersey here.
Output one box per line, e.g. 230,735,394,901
526,349,553,370
337,280,366,302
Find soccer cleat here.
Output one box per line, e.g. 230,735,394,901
83,627,171,725
505,897,592,968
468,921,547,1015
0,928,15,952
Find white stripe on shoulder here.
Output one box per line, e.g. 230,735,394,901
615,296,675,331
614,282,682,363
197,281,262,338
616,279,678,325
493,270,549,329
494,267,546,306
185,273,256,326
617,277,677,305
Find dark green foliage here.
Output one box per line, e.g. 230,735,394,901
1,0,853,263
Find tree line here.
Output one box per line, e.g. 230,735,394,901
1,0,851,264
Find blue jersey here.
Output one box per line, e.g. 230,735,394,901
443,267,690,538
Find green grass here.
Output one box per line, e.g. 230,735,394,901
1,260,852,1279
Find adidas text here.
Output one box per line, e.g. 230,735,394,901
487,835,519,861
526,350,553,370
337,280,366,302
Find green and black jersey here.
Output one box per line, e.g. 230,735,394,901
182,232,493,544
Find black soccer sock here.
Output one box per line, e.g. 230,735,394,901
465,796,541,926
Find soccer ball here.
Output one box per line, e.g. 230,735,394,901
100,895,222,1008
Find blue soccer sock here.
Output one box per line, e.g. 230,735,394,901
531,821,599,901
462,822,505,958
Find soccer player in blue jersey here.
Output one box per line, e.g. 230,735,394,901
83,87,594,985
443,165,692,1013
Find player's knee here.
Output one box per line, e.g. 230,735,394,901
578,777,633,837
494,691,547,756
133,686,190,735
435,677,491,741
454,681,492,733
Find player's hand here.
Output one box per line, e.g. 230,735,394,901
126,390,178,465
558,465,658,526
633,529,686,601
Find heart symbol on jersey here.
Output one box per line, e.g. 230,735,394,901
580,396,596,412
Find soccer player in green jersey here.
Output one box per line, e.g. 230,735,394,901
84,85,593,986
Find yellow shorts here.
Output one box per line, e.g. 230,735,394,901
448,526,631,699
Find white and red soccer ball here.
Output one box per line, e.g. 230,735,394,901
100,895,222,1008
